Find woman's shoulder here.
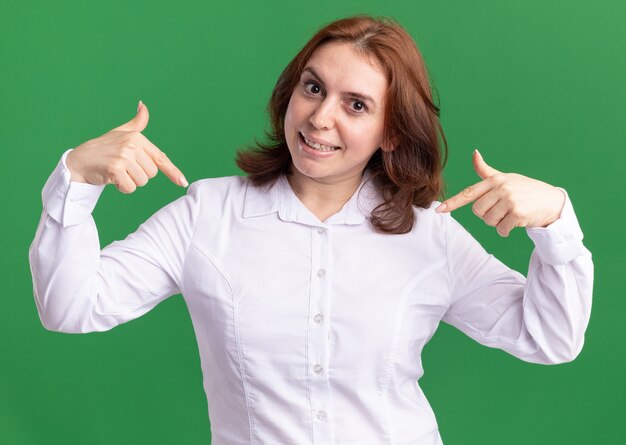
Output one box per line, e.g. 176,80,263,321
190,174,247,188
401,199,452,237
187,175,249,195
411,199,445,221
181,175,251,210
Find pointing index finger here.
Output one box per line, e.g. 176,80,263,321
435,179,492,213
144,138,188,187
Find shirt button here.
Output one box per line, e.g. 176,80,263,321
317,227,326,235
313,313,323,324
314,364,323,374
317,410,327,421
317,268,326,278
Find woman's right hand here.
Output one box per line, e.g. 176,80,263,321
65,101,188,194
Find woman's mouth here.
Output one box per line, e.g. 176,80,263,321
300,132,340,152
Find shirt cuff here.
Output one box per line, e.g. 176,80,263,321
525,187,587,265
41,148,106,228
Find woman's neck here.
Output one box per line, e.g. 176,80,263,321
286,169,364,222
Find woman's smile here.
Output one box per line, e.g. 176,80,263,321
299,132,340,155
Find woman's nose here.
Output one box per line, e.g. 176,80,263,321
309,100,336,130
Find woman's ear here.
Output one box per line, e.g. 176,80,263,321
381,134,399,152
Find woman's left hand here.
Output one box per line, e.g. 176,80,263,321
435,149,566,237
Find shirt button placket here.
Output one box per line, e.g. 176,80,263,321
308,225,334,442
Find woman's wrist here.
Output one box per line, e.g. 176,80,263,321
66,150,87,183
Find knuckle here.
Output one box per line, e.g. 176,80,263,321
108,159,126,175
125,138,137,149
499,181,512,193
492,173,505,184
119,133,136,146
105,159,125,175
119,147,133,160
462,186,473,197
156,151,170,164
120,132,141,149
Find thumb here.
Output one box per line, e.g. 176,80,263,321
473,149,500,179
112,100,150,133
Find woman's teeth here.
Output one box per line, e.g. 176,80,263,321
303,135,338,152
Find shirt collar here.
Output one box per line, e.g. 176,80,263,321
242,169,381,226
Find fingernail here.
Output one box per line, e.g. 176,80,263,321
474,148,482,158
137,100,143,113
179,175,189,187
435,203,447,213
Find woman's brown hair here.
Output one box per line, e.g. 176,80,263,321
236,15,448,234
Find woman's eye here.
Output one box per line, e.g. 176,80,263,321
304,81,321,95
351,100,367,113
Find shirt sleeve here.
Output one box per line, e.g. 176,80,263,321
28,149,200,333
441,187,594,364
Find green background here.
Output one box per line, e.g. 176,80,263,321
2,0,624,443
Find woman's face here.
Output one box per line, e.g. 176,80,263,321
283,41,390,189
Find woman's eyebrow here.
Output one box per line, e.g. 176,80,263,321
302,67,377,108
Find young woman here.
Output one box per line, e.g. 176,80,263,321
29,15,593,445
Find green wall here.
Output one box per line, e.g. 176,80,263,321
2,0,624,443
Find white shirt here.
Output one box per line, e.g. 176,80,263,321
29,148,594,445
